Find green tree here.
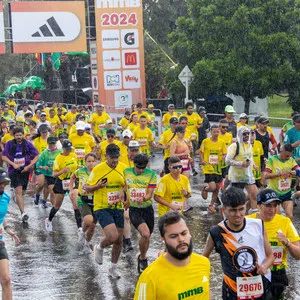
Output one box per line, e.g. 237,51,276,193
169,0,300,113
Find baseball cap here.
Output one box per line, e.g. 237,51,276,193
293,114,300,123
0,169,10,184
170,117,179,124
224,105,235,113
16,116,25,123
239,113,248,119
76,121,86,130
148,104,154,108
125,111,131,115
257,117,269,124
47,136,57,144
62,139,73,149
257,188,281,205
8,119,15,124
198,106,206,113
85,123,91,130
106,119,113,124
22,101,28,106
9,94,13,98
40,112,47,116
24,111,33,117
122,129,133,138
168,104,175,109
128,140,140,150
71,105,77,109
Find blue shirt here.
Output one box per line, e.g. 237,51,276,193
283,127,300,164
0,192,10,224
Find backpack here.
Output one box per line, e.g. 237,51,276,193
233,141,240,159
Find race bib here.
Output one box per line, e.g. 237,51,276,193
209,155,218,165
130,188,146,203
172,201,183,209
98,124,105,129
74,149,85,159
14,157,25,167
237,275,264,299
108,191,121,205
271,246,284,266
278,178,291,191
62,179,70,191
138,139,147,146
181,159,189,169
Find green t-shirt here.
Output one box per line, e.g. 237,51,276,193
124,167,157,208
74,167,93,206
36,148,62,177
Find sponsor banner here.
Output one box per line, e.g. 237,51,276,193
10,1,86,53
95,0,146,109
90,41,99,104
0,3,5,54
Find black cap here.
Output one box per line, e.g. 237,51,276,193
170,117,179,124
105,143,120,158
125,111,131,115
293,114,300,123
57,107,63,111
257,188,281,205
257,117,269,124
28,120,36,127
0,169,10,184
62,139,73,149
106,128,116,136
47,136,57,144
22,101,28,106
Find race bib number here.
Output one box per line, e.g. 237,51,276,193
209,155,218,165
172,201,183,209
138,139,147,146
74,149,85,159
181,159,189,169
108,191,121,205
62,179,70,191
237,275,264,299
130,188,146,203
14,157,25,167
98,124,105,129
271,246,284,265
278,178,291,191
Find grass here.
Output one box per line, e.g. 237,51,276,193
267,94,292,127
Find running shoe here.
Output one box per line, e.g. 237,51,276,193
207,205,217,214
41,200,48,209
94,244,104,265
108,265,121,279
82,242,92,254
45,218,53,232
183,205,193,213
192,169,198,176
21,212,29,222
123,238,133,253
137,255,148,274
34,194,40,206
78,228,85,246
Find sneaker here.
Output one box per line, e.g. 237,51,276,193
94,244,104,265
34,194,40,206
137,255,148,274
123,238,133,253
45,218,53,232
82,242,92,254
207,205,217,214
201,184,208,200
183,205,193,213
78,228,85,246
21,212,29,222
192,169,198,176
108,265,121,279
41,200,48,209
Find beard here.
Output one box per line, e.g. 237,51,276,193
165,239,193,260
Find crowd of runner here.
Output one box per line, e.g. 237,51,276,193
0,94,300,299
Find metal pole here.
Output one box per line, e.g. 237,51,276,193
185,79,189,104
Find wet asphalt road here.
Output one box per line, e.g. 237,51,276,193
4,153,300,300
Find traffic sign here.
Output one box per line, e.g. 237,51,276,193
178,65,194,86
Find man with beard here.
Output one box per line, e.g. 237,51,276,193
134,211,210,299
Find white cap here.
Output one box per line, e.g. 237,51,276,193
128,140,140,149
76,121,86,130
106,119,113,124
122,129,133,138
239,113,248,119
85,123,91,129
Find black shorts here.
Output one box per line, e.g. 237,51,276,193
53,178,70,195
164,157,170,174
279,191,292,202
79,201,97,224
0,242,8,260
255,180,262,188
204,174,223,183
271,268,288,300
94,208,124,229
9,170,30,190
45,176,56,186
129,205,154,234
231,182,248,189
221,167,229,178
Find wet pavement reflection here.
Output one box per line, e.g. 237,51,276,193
4,153,300,299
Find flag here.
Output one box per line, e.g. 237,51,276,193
51,52,61,71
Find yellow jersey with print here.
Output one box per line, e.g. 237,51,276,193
252,140,264,180
218,132,233,168
69,133,96,165
134,253,210,300
265,155,298,195
200,138,227,175
33,136,48,153
64,112,78,132
89,112,111,137
133,127,154,156
237,122,249,128
32,114,39,123
53,153,78,180
7,100,17,108
87,161,126,210
47,115,60,128
1,133,14,145
127,122,139,133
158,129,176,159
117,141,129,165
162,112,179,128
119,117,129,129
247,213,300,270
99,140,119,162
155,173,191,216
181,113,203,141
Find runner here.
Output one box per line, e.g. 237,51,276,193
89,104,111,141
64,105,78,133
98,129,119,161
237,113,249,128
198,106,210,147
45,140,79,232
223,105,237,139
203,186,274,300
162,103,178,131
154,156,192,216
127,114,140,133
134,211,210,300
124,154,157,273
247,188,300,299
130,102,150,121
147,104,157,157
86,144,128,278
279,111,298,145
119,111,131,131
2,126,39,222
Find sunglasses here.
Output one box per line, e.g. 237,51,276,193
107,134,115,138
136,165,147,170
221,126,228,129
180,122,188,125
243,132,250,136
171,165,183,169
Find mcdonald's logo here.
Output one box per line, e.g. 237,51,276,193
124,52,137,66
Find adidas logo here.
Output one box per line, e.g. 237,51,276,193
32,17,64,37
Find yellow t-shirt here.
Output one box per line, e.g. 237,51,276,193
53,153,78,180
119,117,130,129
47,115,60,128
64,112,78,127
237,122,249,128
131,111,150,121
247,213,300,270
69,133,96,165
89,112,111,137
33,136,48,153
127,122,139,133
117,141,129,165
181,113,203,141
32,115,39,123
87,161,126,210
162,112,179,128
134,253,210,300
252,140,264,180
133,127,154,156
218,132,233,148
99,140,120,162
158,129,176,160
200,138,227,175
1,133,14,145
155,173,191,216
7,99,17,108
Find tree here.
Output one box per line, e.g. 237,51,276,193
169,0,300,113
